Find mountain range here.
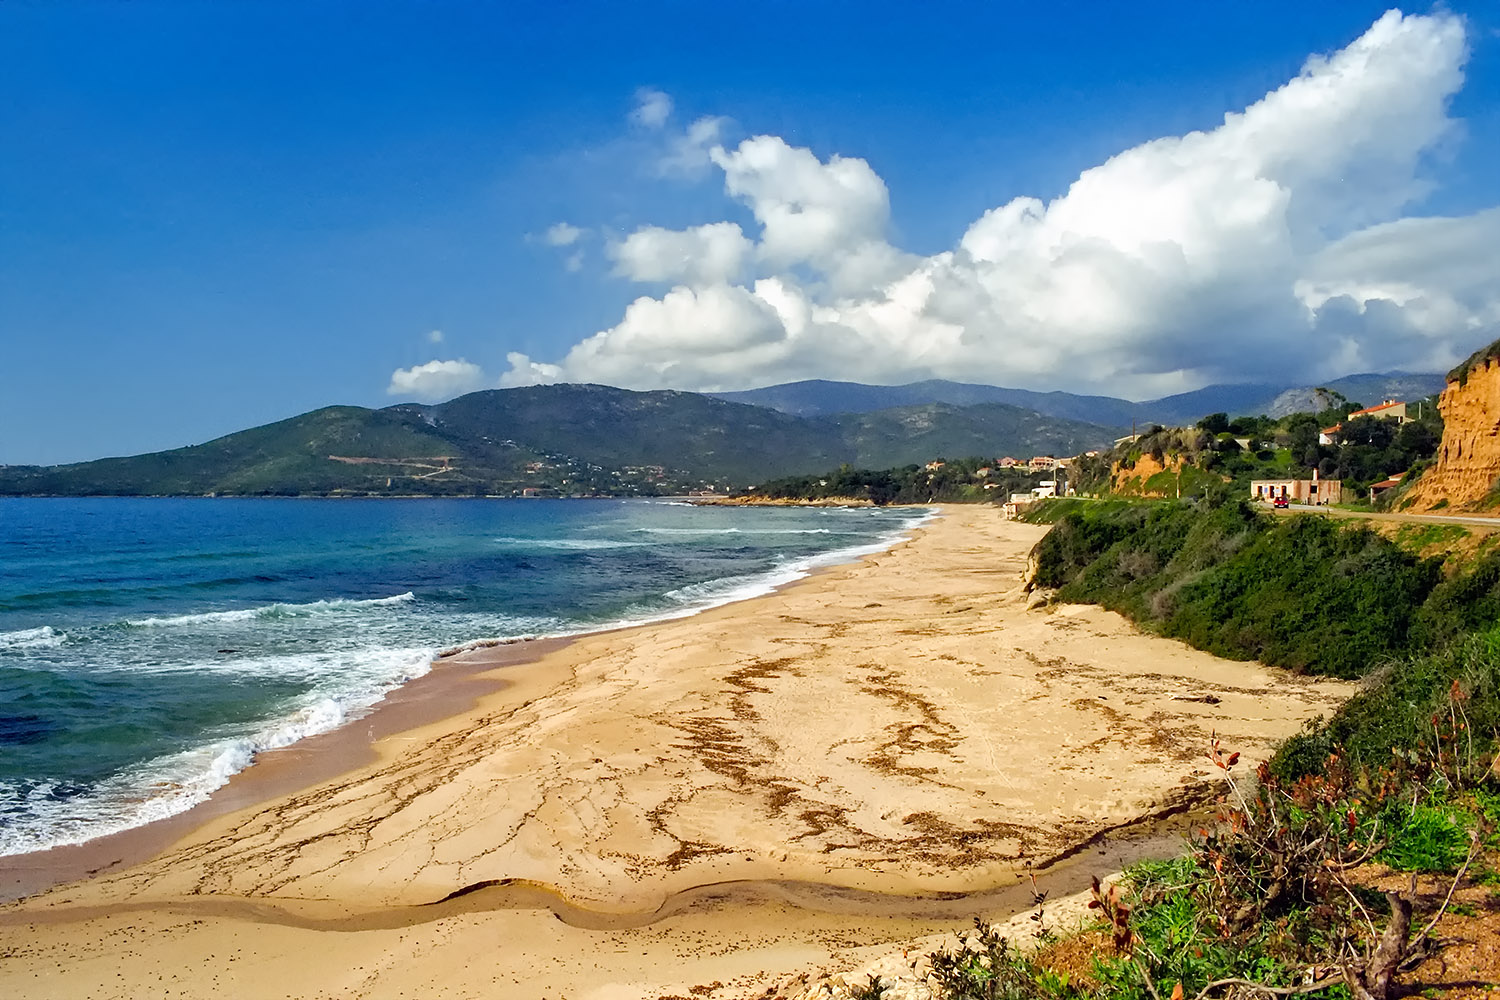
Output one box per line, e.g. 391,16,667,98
712,372,1446,426
0,386,1116,497
0,371,1447,497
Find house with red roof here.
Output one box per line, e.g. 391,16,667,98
1368,475,1405,502
1349,399,1408,422
1319,400,1408,445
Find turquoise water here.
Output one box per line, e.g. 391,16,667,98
0,498,928,856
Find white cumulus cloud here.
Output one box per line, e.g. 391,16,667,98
387,359,488,402
543,222,583,247
505,10,1496,397
660,115,730,177
630,88,673,130
609,222,753,285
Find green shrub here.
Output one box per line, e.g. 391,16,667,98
1034,499,1443,677
927,919,1087,1000
1381,801,1474,872
848,975,892,1000
1413,549,1500,646
1273,622,1500,779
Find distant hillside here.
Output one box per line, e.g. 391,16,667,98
1139,383,1288,426
713,373,1448,427
712,379,1147,426
8,371,1441,497
412,385,848,483
836,403,1106,468
0,385,1117,497
1255,373,1448,419
0,406,489,497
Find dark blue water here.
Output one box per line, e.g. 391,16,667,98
0,497,928,855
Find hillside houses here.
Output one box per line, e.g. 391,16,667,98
1250,474,1344,506
1320,399,1409,445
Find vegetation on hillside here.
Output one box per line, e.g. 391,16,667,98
1025,496,1470,677
897,496,1500,1000
1449,336,1500,386
1087,393,1443,502
0,386,1115,497
751,457,1063,505
913,738,1497,1000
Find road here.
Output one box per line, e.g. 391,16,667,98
1270,502,1500,531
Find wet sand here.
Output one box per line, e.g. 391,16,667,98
0,636,572,904
0,506,1353,998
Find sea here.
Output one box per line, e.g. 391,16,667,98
0,497,930,857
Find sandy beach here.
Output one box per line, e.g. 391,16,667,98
0,506,1353,999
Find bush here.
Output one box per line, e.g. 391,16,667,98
1381,801,1474,872
1273,623,1500,779
1033,500,1443,677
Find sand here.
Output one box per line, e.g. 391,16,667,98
0,506,1353,999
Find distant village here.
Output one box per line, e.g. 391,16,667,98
1248,398,1412,507
997,396,1425,518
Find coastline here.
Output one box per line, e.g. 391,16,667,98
0,505,1355,998
0,501,930,900
0,635,572,904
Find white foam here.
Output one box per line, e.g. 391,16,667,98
657,525,916,611
0,626,66,650
0,506,935,857
471,506,937,641
634,526,839,535
0,645,436,857
126,592,415,628
491,537,645,550
633,526,740,535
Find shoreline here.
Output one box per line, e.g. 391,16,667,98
1,506,931,904
0,635,571,904
0,506,1355,998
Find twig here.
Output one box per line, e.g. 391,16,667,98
1325,829,1386,871
1134,958,1164,1000
1417,837,1482,943
1332,873,1379,942
1458,694,1473,777
1190,973,1343,999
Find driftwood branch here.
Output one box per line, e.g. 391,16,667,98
1189,973,1343,1000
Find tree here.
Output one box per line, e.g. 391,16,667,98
1283,412,1320,455
1197,412,1230,435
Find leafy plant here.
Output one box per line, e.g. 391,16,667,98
1381,802,1474,872
848,974,891,1000
927,919,1079,1000
1031,500,1445,678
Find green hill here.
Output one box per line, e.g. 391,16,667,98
0,385,1117,496
416,384,848,482
838,402,1105,468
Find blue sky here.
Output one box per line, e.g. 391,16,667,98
3,3,1498,464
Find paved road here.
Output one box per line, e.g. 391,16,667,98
1269,503,1500,531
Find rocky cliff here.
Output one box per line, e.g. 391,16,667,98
1407,349,1500,511
1113,452,1170,495
1111,452,1188,496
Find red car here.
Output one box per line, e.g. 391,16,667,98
1272,496,1290,509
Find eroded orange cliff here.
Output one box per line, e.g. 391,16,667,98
1111,452,1181,496
1407,355,1500,511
